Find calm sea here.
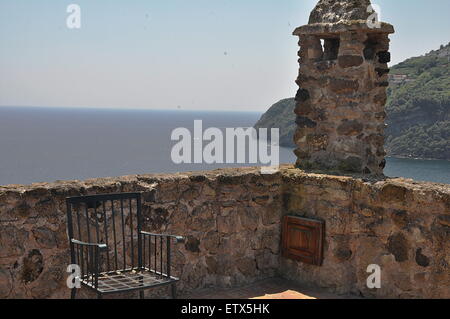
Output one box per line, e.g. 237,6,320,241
0,107,449,185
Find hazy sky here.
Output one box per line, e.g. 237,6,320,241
1,0,449,112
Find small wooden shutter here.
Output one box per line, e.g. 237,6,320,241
282,216,325,266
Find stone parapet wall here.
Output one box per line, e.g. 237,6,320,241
0,166,449,298
0,167,282,298
281,168,450,298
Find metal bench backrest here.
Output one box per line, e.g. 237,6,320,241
66,193,143,273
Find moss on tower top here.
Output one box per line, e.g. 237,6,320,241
309,0,373,24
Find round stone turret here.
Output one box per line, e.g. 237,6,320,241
293,0,394,175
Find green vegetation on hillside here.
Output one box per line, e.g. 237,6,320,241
385,43,450,159
253,98,297,147
254,43,450,160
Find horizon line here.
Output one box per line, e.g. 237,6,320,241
0,104,269,114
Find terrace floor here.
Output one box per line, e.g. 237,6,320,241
183,277,358,299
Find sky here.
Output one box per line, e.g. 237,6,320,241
0,0,449,112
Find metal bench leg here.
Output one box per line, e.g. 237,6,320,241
71,288,77,300
139,291,145,299
171,284,177,299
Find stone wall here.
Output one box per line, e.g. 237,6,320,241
281,168,450,298
0,167,282,299
0,166,449,299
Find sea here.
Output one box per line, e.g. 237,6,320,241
0,106,449,185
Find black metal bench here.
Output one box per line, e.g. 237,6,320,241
66,193,184,299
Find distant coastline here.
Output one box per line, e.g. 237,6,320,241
387,155,450,162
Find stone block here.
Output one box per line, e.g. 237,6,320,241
32,227,58,249
337,120,364,136
0,226,29,258
338,55,364,68
329,78,359,94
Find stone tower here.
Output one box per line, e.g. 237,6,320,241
293,0,394,175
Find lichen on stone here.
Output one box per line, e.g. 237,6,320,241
309,0,373,24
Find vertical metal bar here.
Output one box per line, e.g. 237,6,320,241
94,202,100,243
136,195,143,271
88,246,91,282
120,198,126,269
85,246,88,280
102,201,110,272
76,244,80,276
94,246,99,289
76,242,80,271
85,204,91,243
111,200,119,270
90,246,94,287
89,246,92,281
167,237,171,278
93,205,101,287
148,236,152,270
75,205,82,241
66,202,76,268
129,198,134,269
154,236,157,275
86,246,90,285
160,236,163,277
75,204,84,272
80,245,85,278
143,234,146,269
88,246,91,281
78,245,82,278
87,246,90,285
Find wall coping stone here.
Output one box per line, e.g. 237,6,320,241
1,165,448,200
